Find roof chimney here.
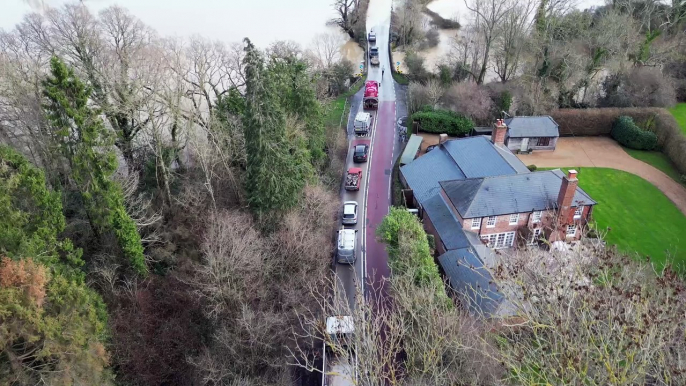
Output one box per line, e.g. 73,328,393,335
557,169,578,224
492,119,507,146
439,133,448,145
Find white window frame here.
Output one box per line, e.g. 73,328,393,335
574,206,583,219
482,232,516,249
532,211,542,223
481,234,497,247
566,225,577,237
471,218,481,229
509,213,519,225
486,216,497,228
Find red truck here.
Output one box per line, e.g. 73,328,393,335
363,80,379,110
344,167,362,191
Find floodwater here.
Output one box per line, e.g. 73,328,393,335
1,0,362,64
394,0,606,80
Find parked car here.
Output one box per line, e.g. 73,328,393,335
368,29,376,42
336,228,357,264
425,144,437,153
353,144,369,162
354,112,372,135
342,201,358,225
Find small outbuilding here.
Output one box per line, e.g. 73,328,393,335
503,116,559,152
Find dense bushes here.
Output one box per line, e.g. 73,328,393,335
598,67,676,108
552,108,686,174
412,107,474,136
611,116,658,150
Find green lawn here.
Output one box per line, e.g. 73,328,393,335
668,103,686,136
622,148,685,186
552,167,686,272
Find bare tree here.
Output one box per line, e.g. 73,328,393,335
331,0,361,38
478,241,686,385
463,0,517,84
493,0,535,82
307,32,344,70
441,82,494,123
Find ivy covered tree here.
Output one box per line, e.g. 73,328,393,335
268,56,326,165
0,146,112,384
377,207,451,306
41,56,146,275
242,39,309,219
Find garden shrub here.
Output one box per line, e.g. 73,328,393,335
611,116,657,150
527,164,538,171
412,108,474,136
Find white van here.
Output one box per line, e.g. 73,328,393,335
354,112,372,135
336,228,357,264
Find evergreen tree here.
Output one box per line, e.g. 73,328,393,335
42,56,146,275
0,146,112,384
242,39,308,219
268,56,326,165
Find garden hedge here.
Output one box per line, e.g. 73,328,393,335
412,108,474,136
611,116,658,150
551,107,686,174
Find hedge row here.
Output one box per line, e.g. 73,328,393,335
611,116,658,150
412,108,474,136
551,107,686,174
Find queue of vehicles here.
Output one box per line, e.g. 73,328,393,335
326,26,382,386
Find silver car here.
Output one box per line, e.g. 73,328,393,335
342,201,358,225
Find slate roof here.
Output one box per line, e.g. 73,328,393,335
400,136,521,205
494,145,530,173
442,136,517,178
400,146,465,204
423,194,471,250
440,169,597,218
438,249,504,316
504,116,559,138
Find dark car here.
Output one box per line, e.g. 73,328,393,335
425,144,437,153
353,144,369,162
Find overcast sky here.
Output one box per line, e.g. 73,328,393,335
1,0,608,48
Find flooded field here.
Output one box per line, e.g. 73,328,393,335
393,0,605,80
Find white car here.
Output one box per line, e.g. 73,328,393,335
342,201,358,225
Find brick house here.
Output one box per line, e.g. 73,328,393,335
400,133,595,315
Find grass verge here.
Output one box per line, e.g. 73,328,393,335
392,71,409,86
668,103,686,136
623,147,685,186
324,78,365,128
551,167,686,272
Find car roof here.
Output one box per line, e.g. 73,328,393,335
354,144,367,150
343,204,357,215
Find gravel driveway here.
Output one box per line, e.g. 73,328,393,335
517,137,686,216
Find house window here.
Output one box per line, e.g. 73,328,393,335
486,216,497,227
566,225,577,237
574,206,583,219
482,232,516,249
536,137,551,146
529,228,542,245
509,213,519,225
471,218,481,229
481,234,497,247
532,211,542,223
